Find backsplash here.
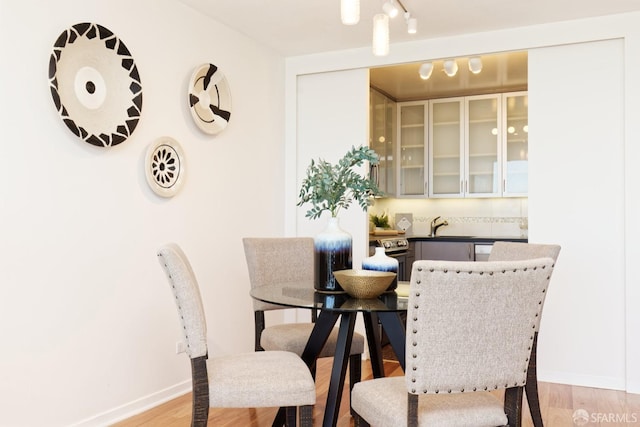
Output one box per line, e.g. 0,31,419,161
369,197,528,238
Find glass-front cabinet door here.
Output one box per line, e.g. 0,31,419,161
398,102,427,196
369,89,396,196
503,91,528,196
465,94,501,197
429,98,464,197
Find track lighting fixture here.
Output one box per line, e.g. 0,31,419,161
340,0,416,56
417,57,485,79
340,0,360,25
468,56,483,74
405,12,417,34
419,62,433,80
382,0,399,18
443,59,459,77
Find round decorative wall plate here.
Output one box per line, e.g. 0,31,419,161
188,63,232,134
145,137,185,198
48,22,143,147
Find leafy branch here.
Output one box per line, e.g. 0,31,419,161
297,146,383,219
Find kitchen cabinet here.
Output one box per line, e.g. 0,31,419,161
430,94,501,197
429,98,464,196
392,92,525,199
502,92,528,196
416,241,474,261
397,101,428,196
370,89,397,196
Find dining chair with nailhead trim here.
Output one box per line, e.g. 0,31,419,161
243,237,365,412
351,257,556,427
488,241,561,427
157,243,316,427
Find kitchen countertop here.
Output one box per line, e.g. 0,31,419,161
407,235,527,243
369,234,527,244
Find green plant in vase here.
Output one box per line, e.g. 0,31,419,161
297,145,383,291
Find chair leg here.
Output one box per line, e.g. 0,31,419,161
353,412,371,427
284,407,297,427
504,386,524,427
349,353,362,416
527,332,544,427
272,408,286,427
190,356,210,427
299,405,313,427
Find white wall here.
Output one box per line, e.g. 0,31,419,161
0,0,286,425
285,13,640,393
529,39,626,388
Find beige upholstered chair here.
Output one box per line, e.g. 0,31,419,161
488,241,561,427
157,243,316,427
242,238,365,397
352,257,556,427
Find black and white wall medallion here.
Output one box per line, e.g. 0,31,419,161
145,137,185,198
188,63,231,135
48,22,143,147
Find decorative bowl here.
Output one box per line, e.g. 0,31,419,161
333,269,396,299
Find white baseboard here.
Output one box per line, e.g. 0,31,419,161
538,369,626,391
69,380,191,427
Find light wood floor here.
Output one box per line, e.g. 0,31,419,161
114,357,640,426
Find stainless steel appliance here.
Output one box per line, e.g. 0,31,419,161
474,243,493,261
372,237,409,281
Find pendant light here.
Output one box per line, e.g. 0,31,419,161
372,14,389,56
341,0,360,25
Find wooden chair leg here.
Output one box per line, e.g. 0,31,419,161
504,386,524,427
190,356,210,427
353,412,371,427
284,406,297,427
407,393,418,427
527,332,544,427
272,408,286,427
349,353,362,416
299,405,313,427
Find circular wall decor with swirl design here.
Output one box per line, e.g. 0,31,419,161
145,137,185,198
48,22,143,147
188,63,232,135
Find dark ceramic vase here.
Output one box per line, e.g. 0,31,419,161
314,217,352,292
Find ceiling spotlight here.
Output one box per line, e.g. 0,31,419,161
468,56,483,74
341,0,360,25
443,59,459,77
382,0,399,18
404,12,417,34
372,14,389,56
419,62,433,80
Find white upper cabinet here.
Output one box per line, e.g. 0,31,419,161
392,92,525,199
429,98,464,197
369,89,397,196
465,94,501,197
502,92,528,196
397,102,428,196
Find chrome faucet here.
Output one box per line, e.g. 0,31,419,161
430,216,449,237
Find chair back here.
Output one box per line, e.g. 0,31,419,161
243,237,315,311
157,243,208,359
405,258,555,395
489,241,561,263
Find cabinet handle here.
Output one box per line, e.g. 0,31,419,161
460,180,463,193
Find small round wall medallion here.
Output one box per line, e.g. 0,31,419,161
145,137,185,198
48,22,143,147
187,63,231,135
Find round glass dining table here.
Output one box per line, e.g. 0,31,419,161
251,281,409,427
